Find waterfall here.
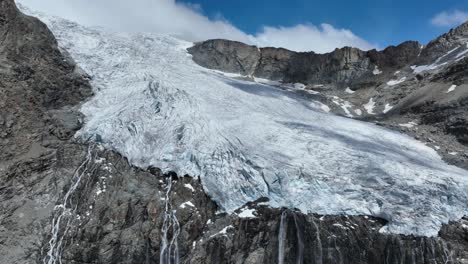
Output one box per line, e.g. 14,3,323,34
160,177,180,264
43,145,95,264
441,239,453,264
292,214,304,264
278,210,288,264
310,218,323,264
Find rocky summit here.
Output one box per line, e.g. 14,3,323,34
1,0,468,263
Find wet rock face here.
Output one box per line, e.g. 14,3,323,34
187,203,468,264
34,157,468,264
44,147,218,264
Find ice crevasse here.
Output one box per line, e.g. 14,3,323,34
23,6,468,237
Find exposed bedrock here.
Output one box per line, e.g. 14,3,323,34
187,38,422,87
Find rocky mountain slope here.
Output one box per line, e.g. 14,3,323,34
1,0,467,263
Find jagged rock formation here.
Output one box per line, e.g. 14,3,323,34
418,22,468,64
188,39,422,87
1,0,468,263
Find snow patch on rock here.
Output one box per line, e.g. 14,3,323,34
372,66,382,75
210,225,234,238
184,183,195,192
363,98,376,115
446,85,457,93
332,96,355,117
399,121,418,128
238,208,256,218
387,77,406,86
345,87,355,94
383,104,393,114
180,201,195,209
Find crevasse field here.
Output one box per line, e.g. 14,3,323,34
27,8,468,237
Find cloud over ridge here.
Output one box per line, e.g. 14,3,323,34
18,0,375,53
431,10,468,27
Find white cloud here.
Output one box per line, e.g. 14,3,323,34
431,10,468,27
17,0,375,53
253,24,375,53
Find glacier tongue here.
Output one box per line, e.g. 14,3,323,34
25,8,468,237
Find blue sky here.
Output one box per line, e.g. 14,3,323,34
179,0,468,48
19,0,468,53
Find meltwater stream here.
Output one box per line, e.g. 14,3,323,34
43,145,95,264
278,211,288,264
278,211,305,264
21,6,468,237
160,178,180,264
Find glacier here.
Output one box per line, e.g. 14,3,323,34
22,6,468,237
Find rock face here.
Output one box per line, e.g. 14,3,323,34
2,1,468,263
417,22,468,64
189,39,261,76
188,39,422,87
0,0,92,262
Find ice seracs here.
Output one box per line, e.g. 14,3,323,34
23,6,468,237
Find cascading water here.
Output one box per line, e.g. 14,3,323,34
278,210,288,264
310,218,323,264
278,210,306,264
292,214,304,264
441,239,454,264
43,145,96,264
160,177,180,264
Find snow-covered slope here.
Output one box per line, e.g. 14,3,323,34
23,7,468,237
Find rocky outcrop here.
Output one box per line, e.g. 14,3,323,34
188,39,261,76
0,0,91,262
188,38,422,87
417,22,468,65
188,23,468,89
367,41,422,70
0,0,91,160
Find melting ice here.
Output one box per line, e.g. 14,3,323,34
24,8,468,237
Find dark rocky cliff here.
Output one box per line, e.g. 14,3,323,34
188,39,422,87
1,0,468,263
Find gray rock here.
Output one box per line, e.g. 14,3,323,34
188,39,422,87
188,39,261,76
417,22,468,65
